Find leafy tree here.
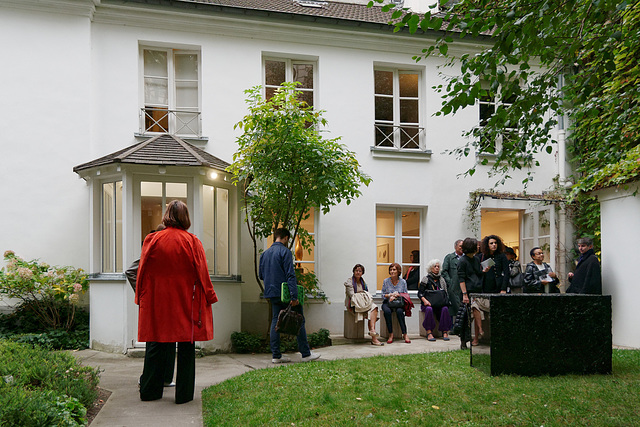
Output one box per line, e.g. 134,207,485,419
369,0,639,190
228,83,371,292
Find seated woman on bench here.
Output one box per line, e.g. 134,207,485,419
344,264,383,346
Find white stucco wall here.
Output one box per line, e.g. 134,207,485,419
595,182,640,348
2,1,562,347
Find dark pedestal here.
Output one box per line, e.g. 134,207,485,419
470,293,612,376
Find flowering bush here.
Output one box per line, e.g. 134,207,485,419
0,251,89,331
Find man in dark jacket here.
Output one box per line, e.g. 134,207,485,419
566,237,602,295
259,227,320,364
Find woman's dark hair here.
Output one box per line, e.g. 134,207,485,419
389,262,402,275
162,200,191,230
461,238,478,255
530,247,542,259
352,264,365,274
480,234,505,257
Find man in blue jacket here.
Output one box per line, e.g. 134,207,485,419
259,227,320,364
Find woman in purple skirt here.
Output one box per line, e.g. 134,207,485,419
418,259,453,341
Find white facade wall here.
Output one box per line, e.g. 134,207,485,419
1,1,562,349
595,183,640,348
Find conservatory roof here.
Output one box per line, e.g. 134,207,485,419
73,134,230,173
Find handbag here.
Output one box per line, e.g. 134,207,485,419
423,289,449,309
275,304,304,336
281,282,305,304
387,296,404,309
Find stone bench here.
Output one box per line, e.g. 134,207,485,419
379,311,403,339
343,310,365,339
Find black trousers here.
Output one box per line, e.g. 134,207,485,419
140,342,195,404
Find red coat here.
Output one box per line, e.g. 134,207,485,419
136,227,218,342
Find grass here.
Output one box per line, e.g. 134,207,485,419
202,349,640,426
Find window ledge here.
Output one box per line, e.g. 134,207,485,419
370,146,432,161
88,272,241,283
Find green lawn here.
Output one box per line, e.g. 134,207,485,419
202,349,639,426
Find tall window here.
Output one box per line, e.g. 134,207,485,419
522,205,555,269
478,84,517,154
264,58,315,107
102,181,123,272
374,69,423,150
376,208,422,290
140,181,188,245
203,185,229,275
266,207,316,274
142,47,200,136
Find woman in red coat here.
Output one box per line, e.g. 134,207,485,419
136,200,218,404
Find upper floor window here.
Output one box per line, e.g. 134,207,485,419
478,83,518,154
374,69,424,150
264,57,315,107
141,47,201,137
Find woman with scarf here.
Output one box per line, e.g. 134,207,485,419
344,264,383,346
418,259,452,341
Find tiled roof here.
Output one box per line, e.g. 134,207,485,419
73,134,230,173
183,0,395,24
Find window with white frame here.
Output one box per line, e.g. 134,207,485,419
374,68,423,150
102,181,123,272
203,185,230,276
375,207,422,291
266,208,316,274
141,47,201,137
478,83,518,154
264,57,315,107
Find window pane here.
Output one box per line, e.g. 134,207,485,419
479,98,495,126
203,185,215,273
144,77,168,106
265,86,278,101
402,238,419,263
399,72,418,97
375,96,393,121
400,126,420,149
402,211,420,236
297,90,313,108
523,211,534,238
375,124,394,147
174,54,198,80
175,111,200,136
102,183,114,272
176,80,198,109
293,63,313,89
300,207,315,233
400,99,418,124
374,70,393,95
538,209,550,236
376,210,395,236
141,182,163,244
144,50,168,77
115,182,123,272
166,182,187,201
377,237,394,264
144,107,169,133
265,60,286,86
216,188,229,275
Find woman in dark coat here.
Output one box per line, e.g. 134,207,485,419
523,247,560,293
418,259,452,341
136,200,218,404
477,235,510,293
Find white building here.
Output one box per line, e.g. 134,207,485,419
0,0,573,352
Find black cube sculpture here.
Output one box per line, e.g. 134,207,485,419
470,294,612,376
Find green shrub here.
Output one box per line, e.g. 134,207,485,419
231,331,266,354
0,251,89,331
0,340,99,425
0,302,90,350
230,329,331,354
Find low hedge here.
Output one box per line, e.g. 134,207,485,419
231,328,331,354
0,340,100,426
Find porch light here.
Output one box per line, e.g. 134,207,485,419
209,171,218,180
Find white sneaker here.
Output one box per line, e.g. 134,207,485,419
301,352,320,362
272,355,291,364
